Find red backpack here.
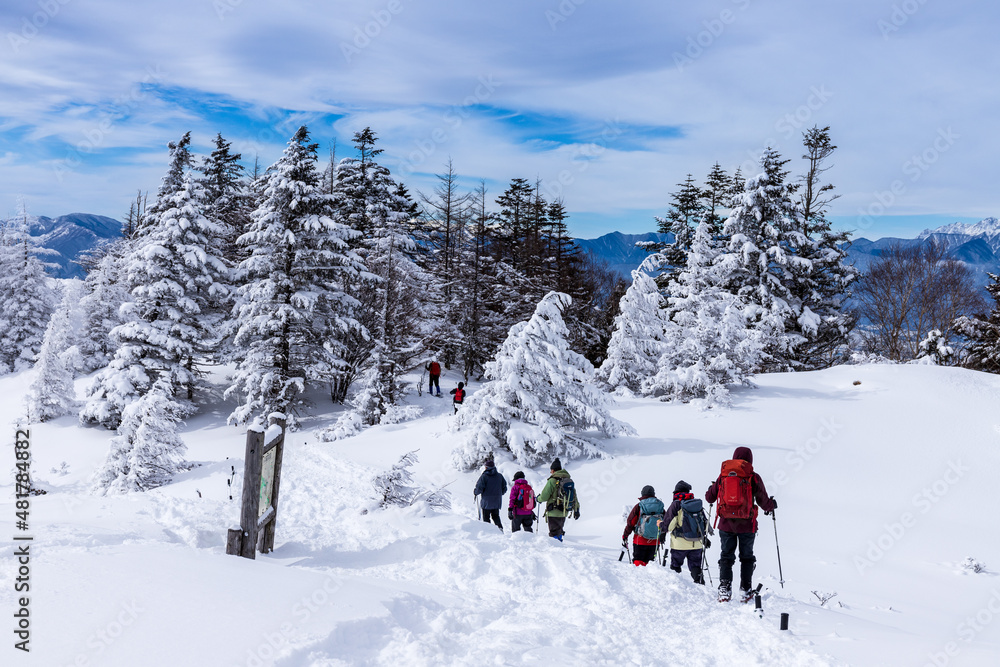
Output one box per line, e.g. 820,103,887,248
715,459,754,523
454,388,464,402
429,362,441,375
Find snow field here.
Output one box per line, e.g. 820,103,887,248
2,363,1000,665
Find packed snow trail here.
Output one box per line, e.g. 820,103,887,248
263,440,831,666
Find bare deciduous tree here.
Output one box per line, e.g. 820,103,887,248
853,243,985,360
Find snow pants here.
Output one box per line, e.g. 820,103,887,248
482,508,503,531
632,543,657,566
428,374,440,395
718,530,756,591
670,548,705,583
511,513,534,533
547,515,566,540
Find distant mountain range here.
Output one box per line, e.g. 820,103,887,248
576,218,1000,285
12,212,1000,286
3,213,123,279
574,231,671,278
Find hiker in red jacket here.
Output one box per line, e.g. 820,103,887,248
425,360,442,396
622,485,665,566
449,382,465,414
705,446,776,602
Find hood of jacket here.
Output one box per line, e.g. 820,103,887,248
549,469,570,480
733,446,753,465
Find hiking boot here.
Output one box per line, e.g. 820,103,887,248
718,582,732,602
669,565,682,573
691,567,705,585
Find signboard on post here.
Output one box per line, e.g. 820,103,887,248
226,414,287,560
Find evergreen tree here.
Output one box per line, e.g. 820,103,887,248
597,253,668,393
77,243,131,373
653,174,704,274
916,329,955,365
226,126,362,425
81,168,229,428
0,202,57,372
451,291,634,470
718,148,804,369
788,127,857,368
455,181,510,380
92,378,189,495
329,128,430,405
26,282,81,422
703,163,731,235
197,132,251,264
955,273,1000,373
646,222,775,407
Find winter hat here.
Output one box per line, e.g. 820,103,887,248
484,455,495,468
458,381,465,389
513,471,525,481
640,485,655,498
550,458,562,471
673,480,692,494
733,447,753,465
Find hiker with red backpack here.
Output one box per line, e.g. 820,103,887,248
705,446,776,602
663,480,712,584
449,382,465,414
536,458,579,541
426,360,442,396
622,485,665,566
507,471,536,533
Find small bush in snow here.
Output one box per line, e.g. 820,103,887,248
961,557,986,574
373,450,451,511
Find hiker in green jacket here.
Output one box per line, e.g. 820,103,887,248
535,458,579,541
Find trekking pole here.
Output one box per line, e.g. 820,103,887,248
475,493,481,521
772,510,785,589
618,539,628,562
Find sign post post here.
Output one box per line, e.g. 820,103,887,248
226,414,286,559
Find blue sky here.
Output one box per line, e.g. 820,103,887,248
1,0,997,240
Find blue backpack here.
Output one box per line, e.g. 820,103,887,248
676,498,708,540
636,497,665,540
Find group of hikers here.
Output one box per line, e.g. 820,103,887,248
473,446,777,603
425,360,465,414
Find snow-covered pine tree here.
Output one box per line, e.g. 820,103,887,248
597,253,668,393
329,128,429,406
787,127,857,369
92,377,189,495
718,148,806,370
0,202,57,373
916,329,955,365
455,181,510,381
26,281,81,422
646,221,775,407
226,126,362,426
955,273,1000,373
652,174,704,276
451,291,635,470
77,243,132,373
197,132,251,267
81,169,229,428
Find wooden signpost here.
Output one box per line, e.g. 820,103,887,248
226,413,287,559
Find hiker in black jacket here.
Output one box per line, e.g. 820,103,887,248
474,455,507,531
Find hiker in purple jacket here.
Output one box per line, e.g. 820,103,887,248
705,446,776,601
507,471,536,533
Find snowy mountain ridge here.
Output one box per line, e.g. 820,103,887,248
3,212,123,279
917,217,1000,245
